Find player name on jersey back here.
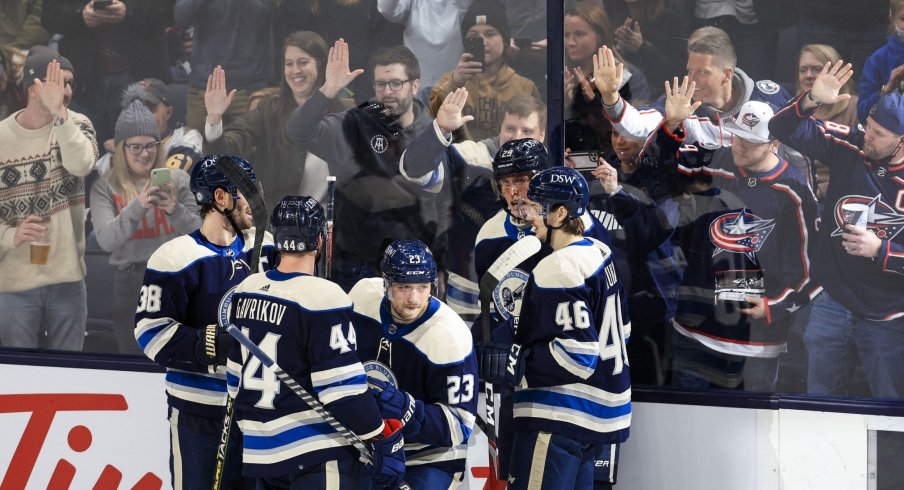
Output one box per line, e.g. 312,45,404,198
233,297,288,326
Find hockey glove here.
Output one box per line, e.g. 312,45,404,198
369,379,424,437
477,342,527,387
368,418,407,488
195,324,232,366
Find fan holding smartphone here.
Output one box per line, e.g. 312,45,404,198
81,0,126,29
89,100,200,354
429,1,541,141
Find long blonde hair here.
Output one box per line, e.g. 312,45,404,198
798,44,854,121
105,140,166,202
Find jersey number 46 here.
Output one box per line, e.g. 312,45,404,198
555,293,630,375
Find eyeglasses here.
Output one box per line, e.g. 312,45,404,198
373,79,411,92
125,141,160,155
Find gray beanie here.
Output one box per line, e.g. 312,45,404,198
24,46,74,88
115,100,160,144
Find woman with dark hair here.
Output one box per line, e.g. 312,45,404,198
275,0,401,104
204,31,350,203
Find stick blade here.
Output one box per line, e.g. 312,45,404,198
479,235,541,300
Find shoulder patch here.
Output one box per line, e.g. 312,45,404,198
475,210,509,244
756,80,780,95
404,304,473,365
349,277,384,321
146,235,213,272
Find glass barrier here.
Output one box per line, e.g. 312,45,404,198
1,0,902,407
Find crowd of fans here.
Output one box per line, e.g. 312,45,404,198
1,0,903,401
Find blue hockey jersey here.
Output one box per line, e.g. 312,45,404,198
473,210,611,333
225,270,384,477
648,121,819,357
135,228,275,418
770,94,904,321
513,238,632,444
349,278,478,475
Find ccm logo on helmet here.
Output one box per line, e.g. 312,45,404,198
549,174,578,184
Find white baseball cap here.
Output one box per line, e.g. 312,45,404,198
723,101,775,144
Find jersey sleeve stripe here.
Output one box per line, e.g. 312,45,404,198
136,318,179,359
438,404,475,446
311,363,367,386
315,376,369,405
549,339,599,379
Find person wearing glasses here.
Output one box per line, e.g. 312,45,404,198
288,40,463,291
0,47,98,351
90,100,199,354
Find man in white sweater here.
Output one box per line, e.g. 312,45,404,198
0,46,98,350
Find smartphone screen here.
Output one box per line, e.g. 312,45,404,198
93,0,113,9
463,37,485,69
150,168,170,187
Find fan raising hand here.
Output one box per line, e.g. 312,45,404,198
807,60,854,107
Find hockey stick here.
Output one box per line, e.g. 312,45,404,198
318,176,336,279
212,156,268,490
215,156,268,271
478,235,541,481
225,324,412,490
212,288,238,490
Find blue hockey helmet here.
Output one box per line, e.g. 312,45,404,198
270,195,326,253
190,154,257,205
381,240,437,285
492,138,549,181
527,166,589,219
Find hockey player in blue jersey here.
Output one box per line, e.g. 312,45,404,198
225,196,406,489
474,138,614,483
480,166,632,490
769,60,904,398
646,77,819,392
348,239,478,489
134,155,275,489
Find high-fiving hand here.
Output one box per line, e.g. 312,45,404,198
663,76,702,131
33,60,67,118
592,46,624,106
321,38,364,99
808,60,854,106
205,66,236,126
435,87,474,133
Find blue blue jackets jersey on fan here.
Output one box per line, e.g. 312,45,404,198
225,270,385,477
770,94,904,321
513,238,632,444
134,228,275,418
349,278,478,475
647,121,819,356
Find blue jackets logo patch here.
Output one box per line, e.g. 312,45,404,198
363,361,398,387
709,209,775,262
492,268,530,321
832,194,904,240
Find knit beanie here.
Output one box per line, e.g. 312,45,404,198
23,46,74,88
115,100,161,144
121,78,170,108
460,0,511,48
